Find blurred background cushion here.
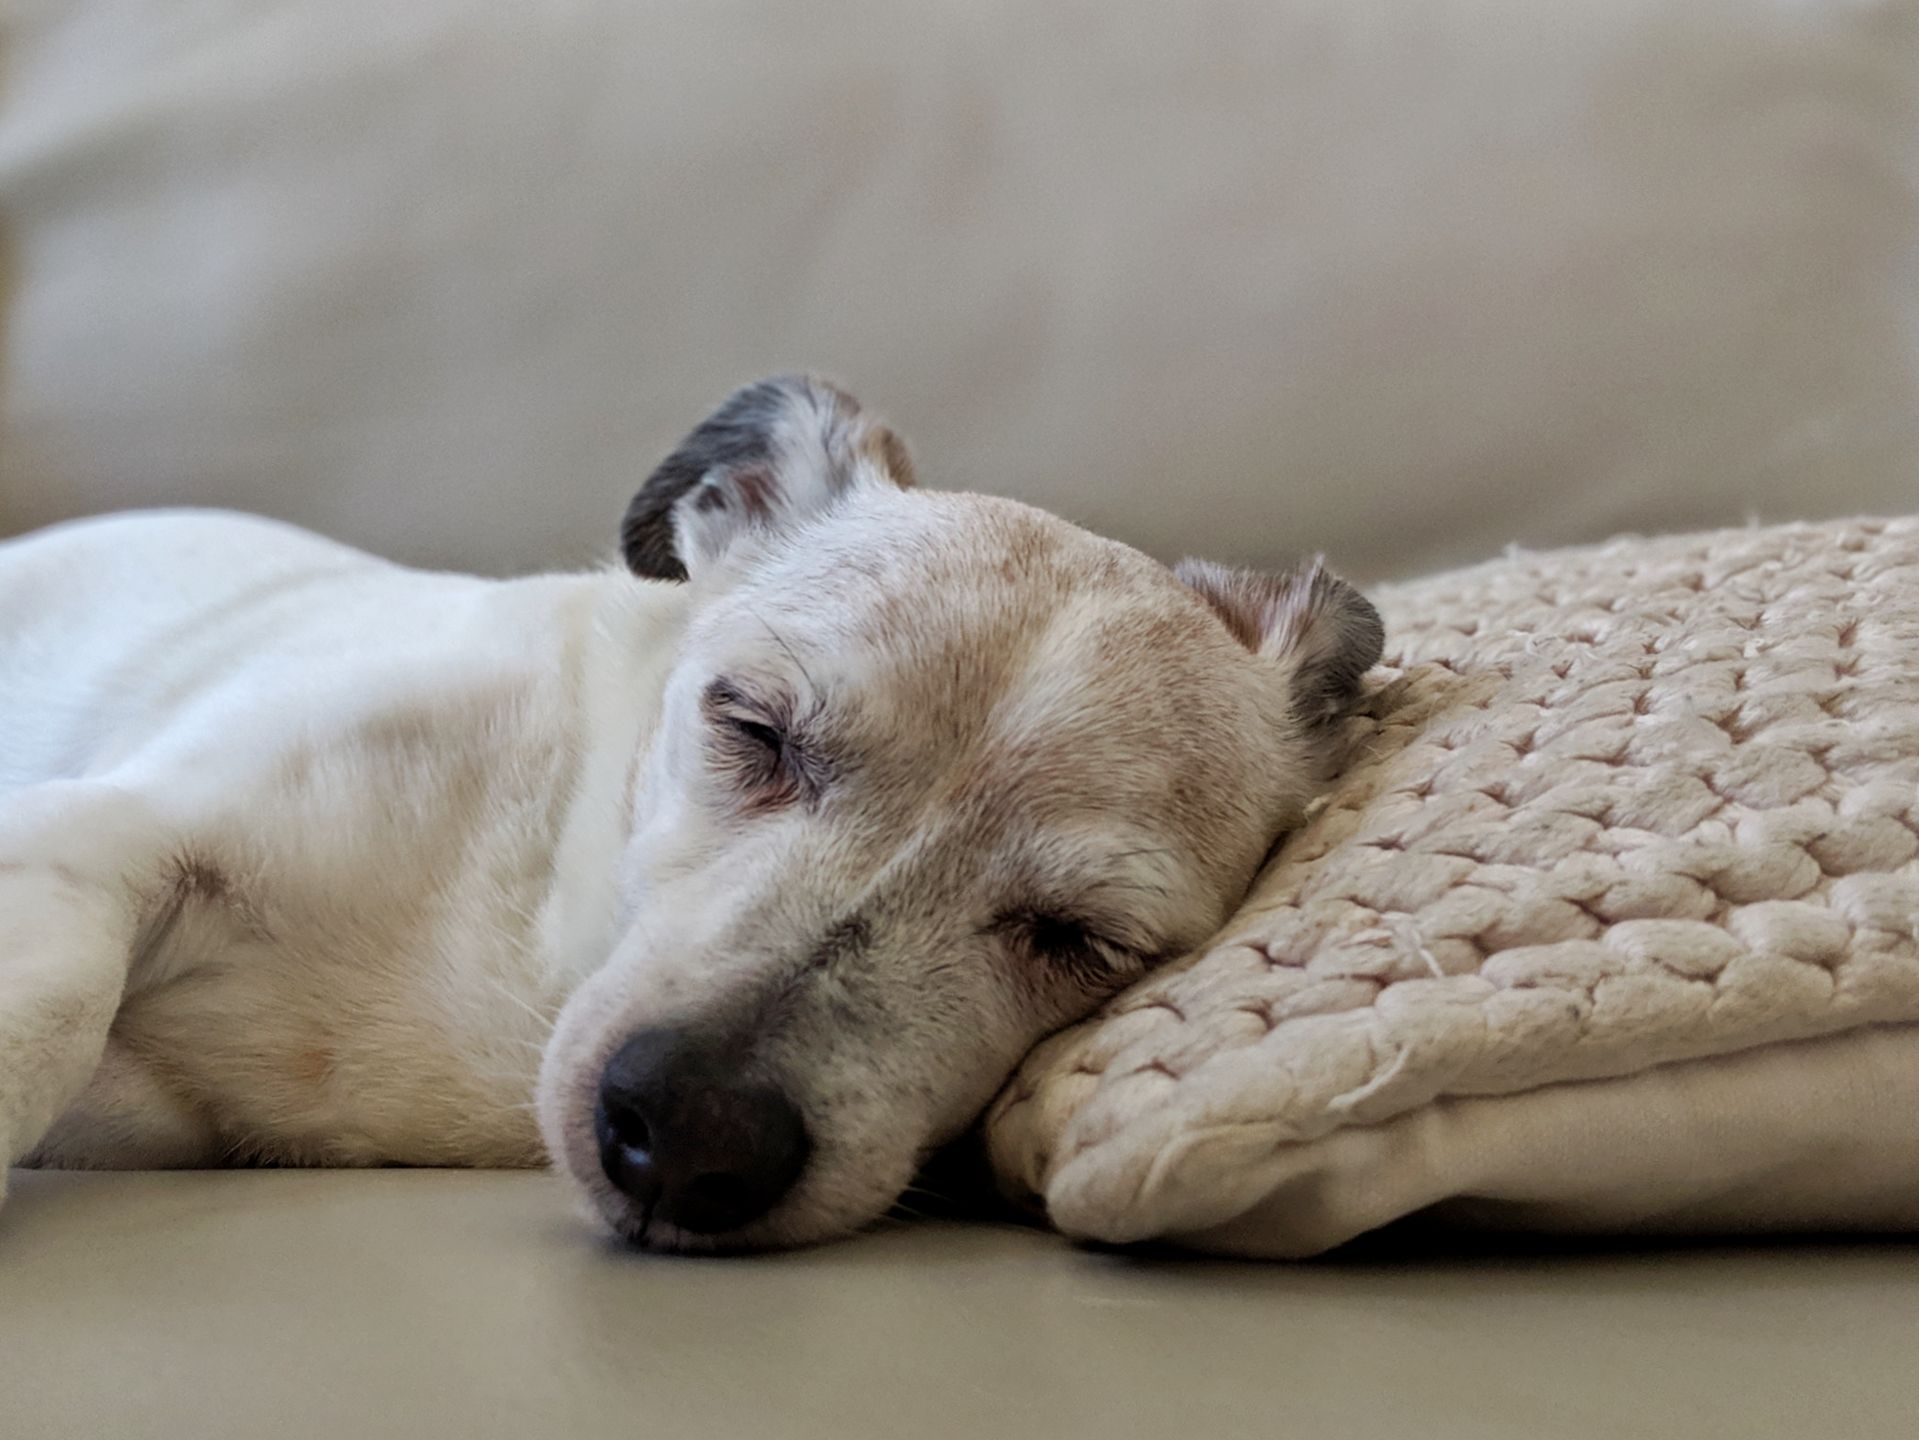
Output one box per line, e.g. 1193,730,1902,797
3,0,1917,582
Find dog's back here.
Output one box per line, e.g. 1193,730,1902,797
1,511,387,793
1,510,621,1170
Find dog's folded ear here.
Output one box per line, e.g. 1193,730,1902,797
621,375,915,581
1175,557,1385,727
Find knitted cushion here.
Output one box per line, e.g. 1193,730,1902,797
983,517,1919,1255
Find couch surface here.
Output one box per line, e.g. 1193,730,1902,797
4,1170,1918,1440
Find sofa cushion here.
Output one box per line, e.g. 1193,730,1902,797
984,517,1919,1254
5,1,1919,580
8,1170,1919,1439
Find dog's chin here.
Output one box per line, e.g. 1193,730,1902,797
559,1137,917,1255
596,1199,837,1256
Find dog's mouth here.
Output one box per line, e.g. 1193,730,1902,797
588,1088,813,1247
573,1122,917,1255
601,1199,795,1256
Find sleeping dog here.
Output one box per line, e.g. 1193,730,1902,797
0,377,1382,1251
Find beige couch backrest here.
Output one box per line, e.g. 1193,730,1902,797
4,0,1916,579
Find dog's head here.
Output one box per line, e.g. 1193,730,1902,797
537,376,1382,1251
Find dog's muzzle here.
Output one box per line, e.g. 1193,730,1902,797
593,1028,811,1236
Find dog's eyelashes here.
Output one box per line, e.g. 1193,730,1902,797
1009,911,1133,989
712,710,791,794
728,715,786,759
1027,912,1093,957
702,678,828,807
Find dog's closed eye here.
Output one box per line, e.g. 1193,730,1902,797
999,910,1142,991
724,713,786,765
702,678,831,808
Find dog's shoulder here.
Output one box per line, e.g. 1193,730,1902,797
1,509,389,645
3,506,378,569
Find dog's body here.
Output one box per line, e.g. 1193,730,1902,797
0,378,1381,1250
1,508,655,1175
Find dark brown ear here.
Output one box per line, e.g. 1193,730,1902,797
1175,557,1385,726
620,375,914,581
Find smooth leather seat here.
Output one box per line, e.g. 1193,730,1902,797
4,1170,1917,1440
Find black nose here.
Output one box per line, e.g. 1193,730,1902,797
594,1029,810,1236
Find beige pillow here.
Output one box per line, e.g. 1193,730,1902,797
984,518,1919,1256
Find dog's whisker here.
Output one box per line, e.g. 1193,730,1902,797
759,617,818,695
1103,845,1182,863
1085,877,1171,897
473,973,561,1031
897,1181,955,1204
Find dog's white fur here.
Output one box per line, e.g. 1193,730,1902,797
0,377,1380,1251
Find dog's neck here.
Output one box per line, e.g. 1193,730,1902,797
528,567,692,998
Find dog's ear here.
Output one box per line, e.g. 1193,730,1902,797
1175,557,1385,727
621,375,915,581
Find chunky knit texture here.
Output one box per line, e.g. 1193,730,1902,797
984,518,1919,1248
